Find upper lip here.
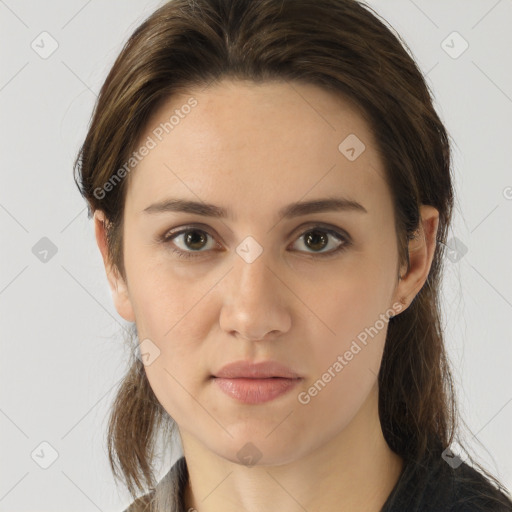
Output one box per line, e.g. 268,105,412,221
212,360,302,379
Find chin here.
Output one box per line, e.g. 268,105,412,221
208,432,306,469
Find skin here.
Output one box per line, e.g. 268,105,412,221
94,79,439,512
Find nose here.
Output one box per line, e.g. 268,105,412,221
219,248,292,342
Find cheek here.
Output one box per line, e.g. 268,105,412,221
313,258,394,334
125,247,204,339
302,258,394,388
294,283,390,439
140,321,208,428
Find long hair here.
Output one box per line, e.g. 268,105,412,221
73,0,512,509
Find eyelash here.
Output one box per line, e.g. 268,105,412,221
158,223,352,260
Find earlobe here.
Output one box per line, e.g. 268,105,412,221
93,210,136,323
392,205,440,313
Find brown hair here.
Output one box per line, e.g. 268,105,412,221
73,0,512,509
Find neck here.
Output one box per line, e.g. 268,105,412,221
182,382,404,512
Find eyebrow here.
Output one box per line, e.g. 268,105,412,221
143,197,367,219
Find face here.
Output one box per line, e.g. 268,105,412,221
96,78,421,466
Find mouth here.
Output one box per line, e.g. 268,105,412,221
210,360,303,404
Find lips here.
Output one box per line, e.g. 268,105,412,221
211,360,303,404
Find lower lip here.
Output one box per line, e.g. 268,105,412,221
212,377,301,404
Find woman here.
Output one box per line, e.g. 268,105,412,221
74,0,512,510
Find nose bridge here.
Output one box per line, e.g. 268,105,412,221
233,239,278,306
220,238,291,340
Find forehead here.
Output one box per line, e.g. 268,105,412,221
125,79,391,220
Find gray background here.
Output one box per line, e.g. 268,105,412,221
1,0,511,510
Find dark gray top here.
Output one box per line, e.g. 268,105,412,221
124,452,512,511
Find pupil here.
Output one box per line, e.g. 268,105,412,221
186,231,206,250
306,230,327,251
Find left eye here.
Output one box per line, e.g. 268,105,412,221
290,228,348,256
160,225,350,260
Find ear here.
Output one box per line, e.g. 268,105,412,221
93,210,135,323
392,205,439,314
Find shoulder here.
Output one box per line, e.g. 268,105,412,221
122,491,154,512
382,453,512,512
121,456,188,512
448,461,512,512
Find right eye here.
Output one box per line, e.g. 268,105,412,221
161,227,219,259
